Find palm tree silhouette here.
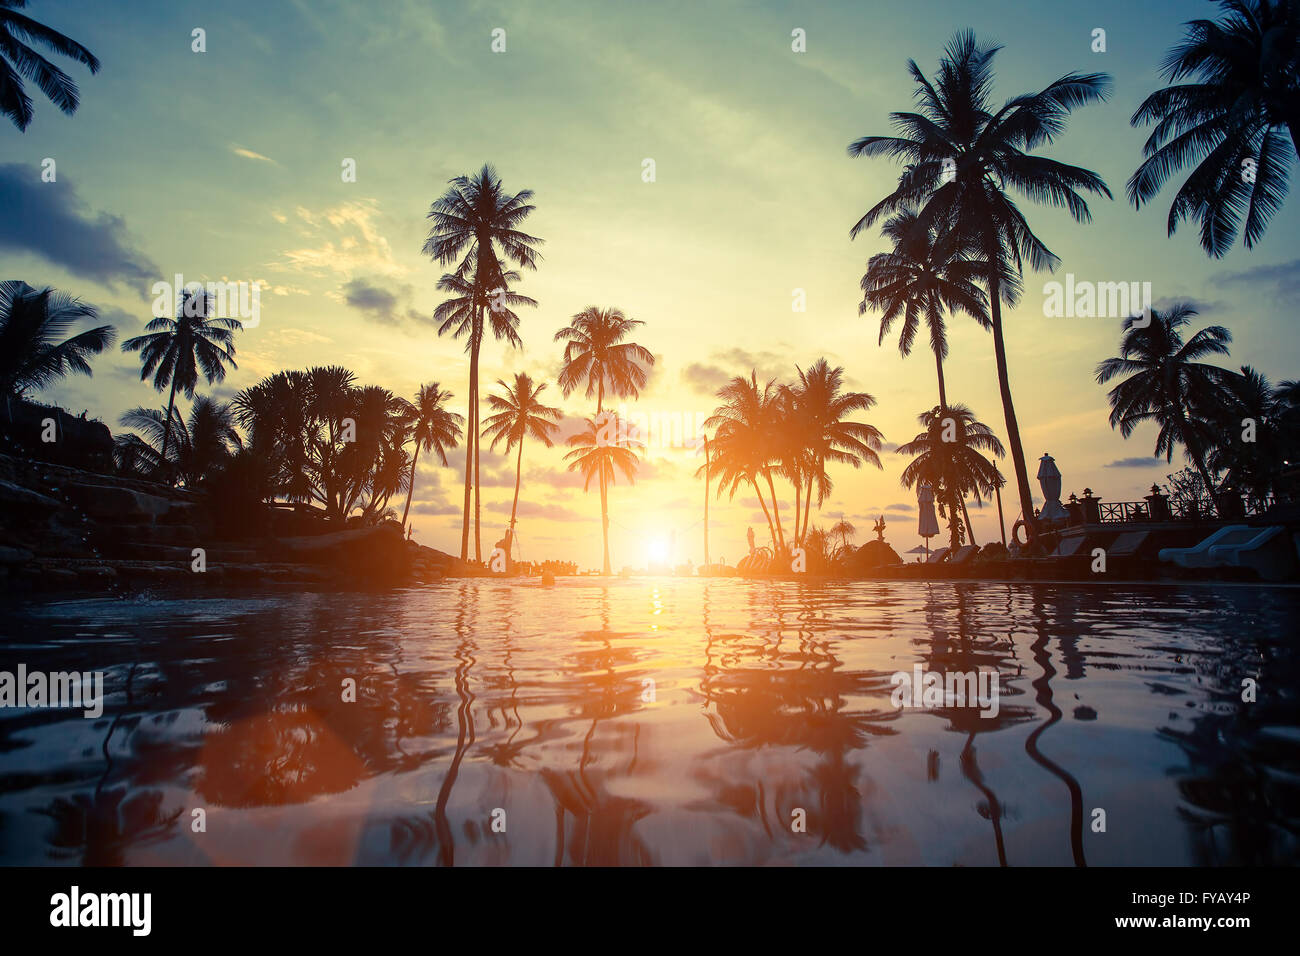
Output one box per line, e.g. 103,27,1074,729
706,372,787,552
831,519,855,554
1095,304,1236,495
554,306,655,414
1208,366,1290,499
555,306,654,572
564,414,641,575
117,395,242,486
898,404,1005,551
1129,0,1300,257
424,166,542,563
786,359,883,546
397,383,464,533
859,207,988,409
120,290,241,480
0,280,115,403
480,372,561,546
0,0,100,131
850,30,1111,540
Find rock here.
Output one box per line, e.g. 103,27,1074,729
62,482,176,521
0,478,60,514
266,524,411,582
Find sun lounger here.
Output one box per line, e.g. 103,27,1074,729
949,544,979,565
1158,525,1256,569
1207,525,1297,581
926,547,950,564
1107,531,1150,558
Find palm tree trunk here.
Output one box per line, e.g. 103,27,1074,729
703,436,710,568
988,260,1037,543
764,469,786,552
159,376,179,483
509,439,524,532
461,334,479,561
401,444,421,531
961,496,977,546
600,465,611,575
935,348,948,410
751,477,778,550
801,474,814,547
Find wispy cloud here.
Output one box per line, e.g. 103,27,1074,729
230,144,277,164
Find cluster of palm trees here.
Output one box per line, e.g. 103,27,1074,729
704,359,884,559
850,3,1299,542
1097,304,1300,503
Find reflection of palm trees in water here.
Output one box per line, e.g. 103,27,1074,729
543,587,652,865
34,664,183,865
1026,589,1088,866
915,585,1024,865
433,582,479,866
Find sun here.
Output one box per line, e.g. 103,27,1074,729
646,537,670,566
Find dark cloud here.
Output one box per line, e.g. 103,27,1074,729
1215,258,1300,304
341,277,427,326
1105,456,1164,468
678,346,795,396
0,163,157,289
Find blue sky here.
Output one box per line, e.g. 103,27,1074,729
2,0,1297,565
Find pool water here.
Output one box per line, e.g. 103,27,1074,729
1,579,1297,866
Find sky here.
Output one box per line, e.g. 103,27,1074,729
2,0,1298,569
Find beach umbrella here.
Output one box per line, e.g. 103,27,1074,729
917,482,940,559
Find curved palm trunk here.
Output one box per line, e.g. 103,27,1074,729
961,497,976,546
508,438,524,532
748,476,778,550
800,478,813,547
159,376,179,483
764,469,786,552
401,443,420,531
987,259,1036,542
934,348,948,411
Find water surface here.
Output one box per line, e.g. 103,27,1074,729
1,579,1297,866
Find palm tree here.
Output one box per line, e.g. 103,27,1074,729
1095,304,1236,495
849,30,1111,540
859,207,988,409
480,372,561,547
554,307,656,413
564,413,641,575
397,383,464,533
705,372,787,551
830,519,856,553
898,404,1005,551
1128,0,1300,258
786,359,883,546
118,396,241,487
424,165,542,563
0,281,115,404
1207,366,1289,499
0,0,100,131
555,306,655,571
120,290,241,478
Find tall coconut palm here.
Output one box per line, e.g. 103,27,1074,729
1129,0,1300,258
424,165,542,563
859,207,988,409
1095,304,1236,494
480,372,561,547
564,413,641,575
787,359,883,546
0,280,115,403
120,290,241,478
0,0,100,131
898,403,1005,551
555,306,655,569
705,372,787,552
849,30,1111,540
397,383,464,533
